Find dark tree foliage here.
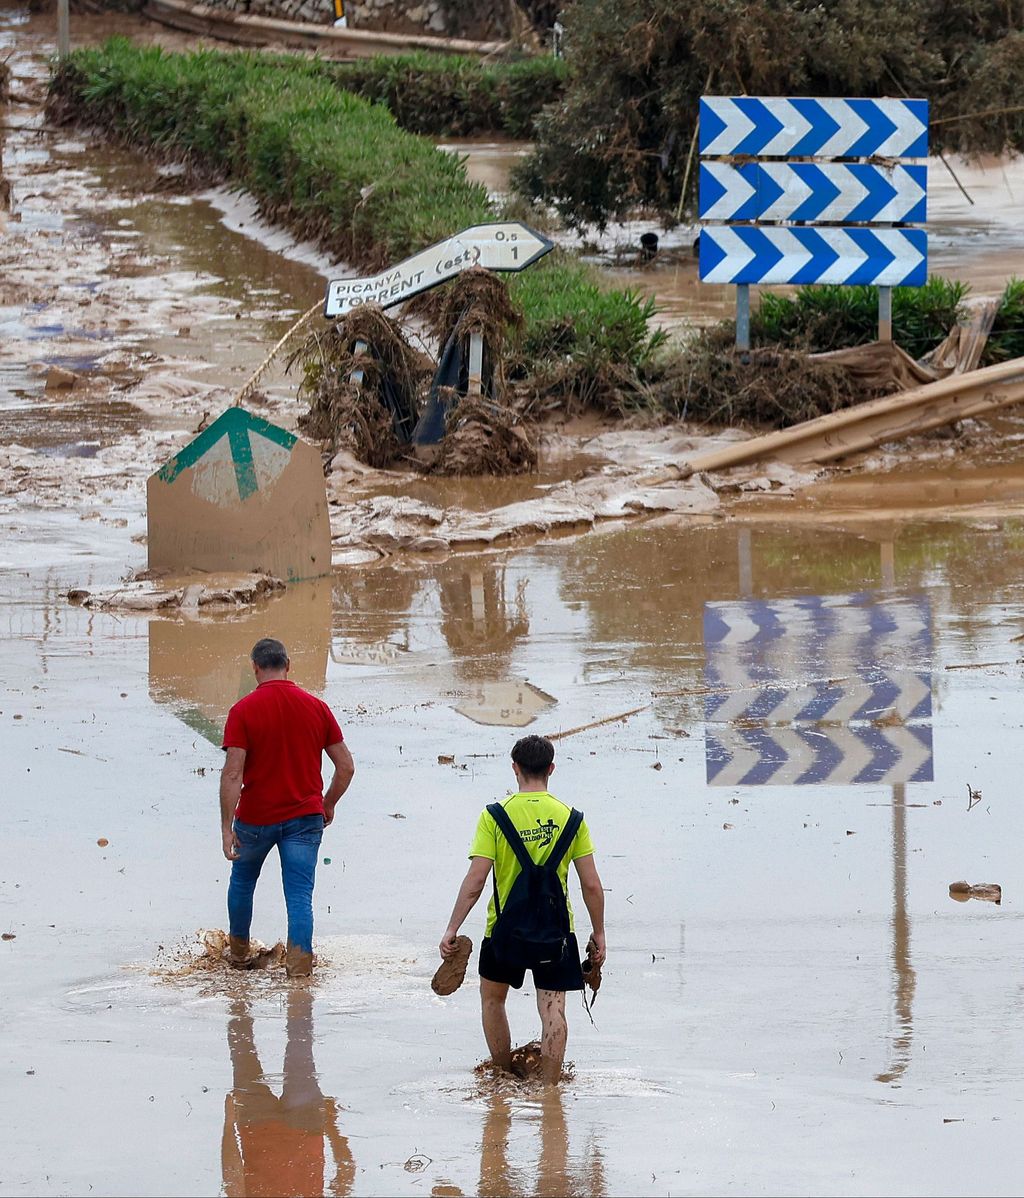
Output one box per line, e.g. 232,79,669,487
516,0,1024,226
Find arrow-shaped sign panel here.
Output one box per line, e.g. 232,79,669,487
699,162,927,224
324,222,554,318
699,225,927,286
700,96,928,159
147,407,331,582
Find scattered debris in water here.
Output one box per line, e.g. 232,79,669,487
948,881,1002,904
67,572,285,612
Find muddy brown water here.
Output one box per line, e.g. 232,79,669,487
5,7,1024,1196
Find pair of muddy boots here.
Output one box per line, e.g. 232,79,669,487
228,935,313,977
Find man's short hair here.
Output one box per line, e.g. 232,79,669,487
251,638,288,670
511,734,554,776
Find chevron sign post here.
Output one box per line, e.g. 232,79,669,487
697,95,929,347
702,593,933,787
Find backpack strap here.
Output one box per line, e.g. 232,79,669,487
487,802,534,873
544,808,583,871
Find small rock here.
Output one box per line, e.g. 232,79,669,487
437,754,455,764
651,761,662,771
96,838,109,847
2,932,15,941
44,365,78,390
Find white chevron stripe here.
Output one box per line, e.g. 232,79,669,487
878,103,929,157
701,161,756,220
817,99,868,158
707,602,762,643
706,729,769,787
821,726,876,783
758,100,812,156
875,728,932,785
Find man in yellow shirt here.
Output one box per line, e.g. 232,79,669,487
439,734,607,1084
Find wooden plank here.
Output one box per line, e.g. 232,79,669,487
142,0,510,58
682,355,1024,474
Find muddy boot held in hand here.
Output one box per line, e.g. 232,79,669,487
432,935,473,995
582,934,603,1001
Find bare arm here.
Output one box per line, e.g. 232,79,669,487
323,740,355,827
439,856,492,958
574,854,606,965
220,747,246,860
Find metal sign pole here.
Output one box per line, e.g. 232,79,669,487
878,285,893,342
57,0,70,59
735,283,750,352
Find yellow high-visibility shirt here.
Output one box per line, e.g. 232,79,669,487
468,792,595,937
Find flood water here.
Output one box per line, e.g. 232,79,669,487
5,7,1024,1197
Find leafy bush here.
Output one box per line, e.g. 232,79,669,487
983,278,1024,363
323,53,567,138
752,278,969,358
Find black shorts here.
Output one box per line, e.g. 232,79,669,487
479,933,585,992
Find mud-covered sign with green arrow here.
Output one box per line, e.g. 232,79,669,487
147,408,331,582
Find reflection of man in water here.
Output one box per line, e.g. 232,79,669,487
222,989,354,1198
439,735,607,1084
220,638,355,977
477,1086,607,1198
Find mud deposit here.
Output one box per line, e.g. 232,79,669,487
6,8,1024,1198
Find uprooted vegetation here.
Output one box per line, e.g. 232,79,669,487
517,0,1024,226
292,272,536,475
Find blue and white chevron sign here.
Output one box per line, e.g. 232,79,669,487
702,593,933,787
699,226,926,286
706,724,933,786
699,162,927,224
699,97,928,159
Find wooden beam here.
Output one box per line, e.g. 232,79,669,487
682,356,1024,475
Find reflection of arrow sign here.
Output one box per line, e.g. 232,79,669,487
324,222,554,318
157,407,297,506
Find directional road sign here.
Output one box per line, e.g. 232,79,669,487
702,593,933,787
699,226,927,286
325,222,554,318
147,407,331,582
699,162,927,225
699,97,929,159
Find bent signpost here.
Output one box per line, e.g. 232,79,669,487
324,221,554,317
147,407,331,582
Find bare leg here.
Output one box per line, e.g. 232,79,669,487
480,978,512,1071
536,988,567,1085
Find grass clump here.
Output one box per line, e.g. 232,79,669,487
323,53,567,139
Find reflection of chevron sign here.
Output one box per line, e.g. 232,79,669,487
699,97,928,159
707,724,933,786
699,162,927,225
703,593,933,786
699,226,927,286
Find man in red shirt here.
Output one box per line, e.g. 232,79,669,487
220,638,354,977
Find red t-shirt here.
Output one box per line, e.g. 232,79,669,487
222,680,343,825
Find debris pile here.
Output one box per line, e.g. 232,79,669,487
67,573,285,612
292,305,430,468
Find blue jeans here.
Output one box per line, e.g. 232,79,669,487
227,814,324,954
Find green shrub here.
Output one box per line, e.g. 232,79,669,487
752,278,969,358
983,278,1024,363
322,53,566,138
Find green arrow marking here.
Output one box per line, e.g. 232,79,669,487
156,408,297,502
